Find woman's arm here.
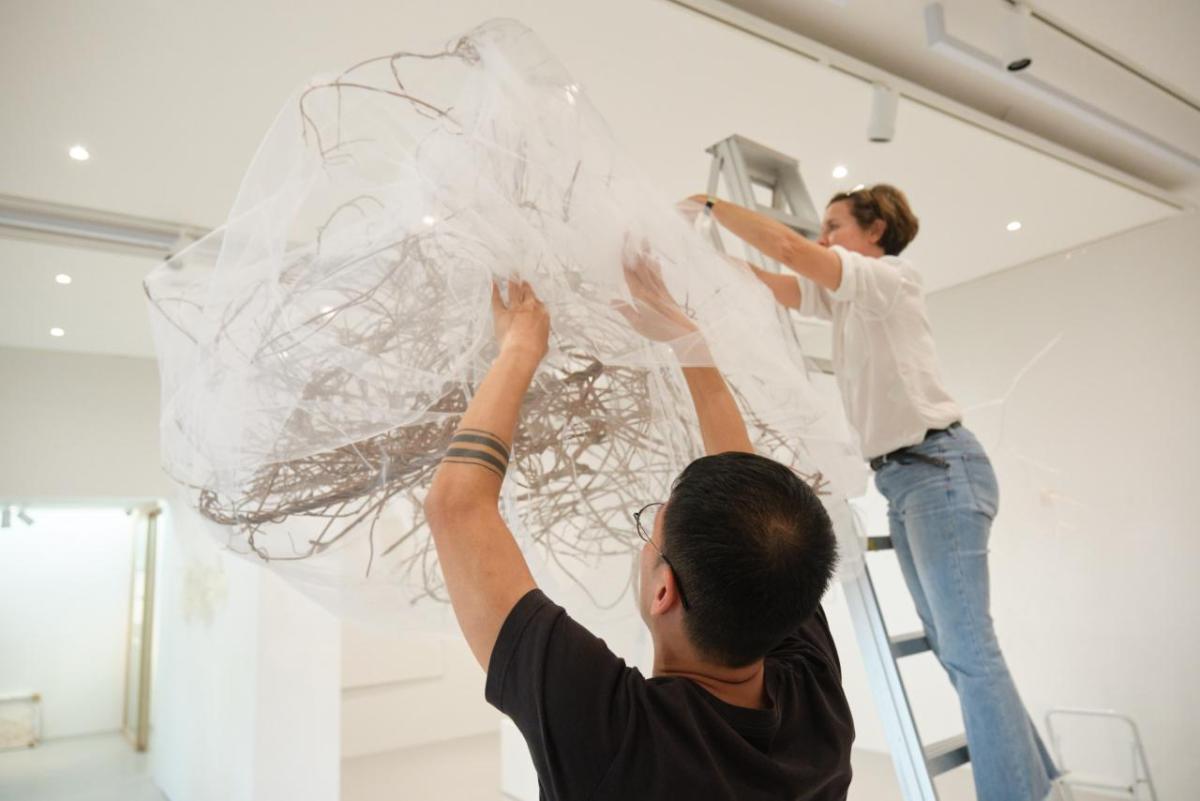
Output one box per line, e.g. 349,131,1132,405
693,195,842,291
732,258,802,310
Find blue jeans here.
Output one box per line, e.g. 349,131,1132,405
874,425,1059,801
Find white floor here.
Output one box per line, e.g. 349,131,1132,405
3,730,1094,801
0,732,166,801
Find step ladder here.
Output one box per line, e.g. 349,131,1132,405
703,135,970,801
703,134,830,375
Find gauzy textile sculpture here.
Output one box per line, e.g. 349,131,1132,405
144,19,862,631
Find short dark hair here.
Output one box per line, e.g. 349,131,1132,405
662,452,837,667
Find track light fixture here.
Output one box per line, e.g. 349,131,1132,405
867,83,899,143
1002,2,1034,72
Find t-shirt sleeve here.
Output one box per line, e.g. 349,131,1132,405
485,589,636,801
796,274,834,321
828,245,909,317
766,605,843,680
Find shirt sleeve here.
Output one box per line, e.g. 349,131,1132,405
485,589,637,801
796,274,834,321
766,605,843,681
828,245,909,317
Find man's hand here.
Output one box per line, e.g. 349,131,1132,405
613,244,699,345
492,277,550,361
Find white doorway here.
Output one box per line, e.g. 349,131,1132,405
0,505,164,800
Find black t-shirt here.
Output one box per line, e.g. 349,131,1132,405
485,589,855,801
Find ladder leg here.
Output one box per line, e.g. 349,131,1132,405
832,500,941,801
710,138,806,365
705,152,723,198
704,154,726,253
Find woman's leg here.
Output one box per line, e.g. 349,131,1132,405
877,430,1056,800
893,500,1061,789
900,504,1051,801
886,505,948,678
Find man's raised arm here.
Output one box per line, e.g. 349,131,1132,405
422,279,547,669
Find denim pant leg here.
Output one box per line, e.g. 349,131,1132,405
876,429,1056,801
890,503,1060,788
887,506,946,665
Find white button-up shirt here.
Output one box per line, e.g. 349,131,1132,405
797,245,961,460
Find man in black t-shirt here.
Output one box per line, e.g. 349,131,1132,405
423,253,854,801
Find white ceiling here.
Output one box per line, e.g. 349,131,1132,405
0,0,1183,360
1035,0,1199,100
725,0,1200,196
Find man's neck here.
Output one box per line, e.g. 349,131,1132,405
654,660,768,710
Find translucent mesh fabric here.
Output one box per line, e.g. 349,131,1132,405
144,19,862,630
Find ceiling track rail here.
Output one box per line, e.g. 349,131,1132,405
0,194,208,259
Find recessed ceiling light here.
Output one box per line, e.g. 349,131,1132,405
832,165,849,179
50,327,65,337
55,273,72,285
422,215,437,226
68,145,90,161
1006,220,1022,232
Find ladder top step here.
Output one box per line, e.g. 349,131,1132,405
924,734,970,777
706,134,799,169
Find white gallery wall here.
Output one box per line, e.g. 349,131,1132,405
0,347,167,500
0,507,134,739
150,502,341,801
340,628,501,801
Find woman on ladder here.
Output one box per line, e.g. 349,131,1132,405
696,186,1060,801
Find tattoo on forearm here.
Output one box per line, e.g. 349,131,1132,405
442,429,510,478
451,429,511,461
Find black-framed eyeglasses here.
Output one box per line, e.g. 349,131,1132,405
633,501,690,610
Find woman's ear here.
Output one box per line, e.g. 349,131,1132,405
868,218,887,247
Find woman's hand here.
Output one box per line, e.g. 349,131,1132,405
613,244,698,343
491,277,549,363
677,194,710,223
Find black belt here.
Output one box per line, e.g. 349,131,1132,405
869,422,961,471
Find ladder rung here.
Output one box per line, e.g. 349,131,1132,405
924,734,970,776
889,631,931,658
865,536,893,551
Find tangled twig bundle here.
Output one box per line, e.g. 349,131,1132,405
145,20,844,621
